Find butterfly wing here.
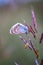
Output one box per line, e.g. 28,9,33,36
10,23,28,34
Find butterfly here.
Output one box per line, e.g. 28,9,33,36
10,22,36,39
10,23,28,35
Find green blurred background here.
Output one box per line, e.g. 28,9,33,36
0,2,43,65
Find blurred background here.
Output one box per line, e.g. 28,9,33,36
0,0,43,65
